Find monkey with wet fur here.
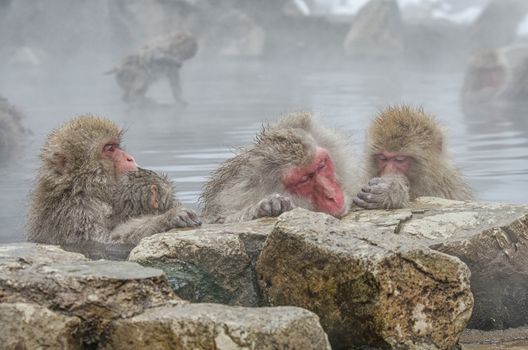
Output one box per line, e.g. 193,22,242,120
200,112,359,223
27,116,201,246
108,167,200,244
353,105,472,209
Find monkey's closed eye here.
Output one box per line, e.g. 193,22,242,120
376,154,387,161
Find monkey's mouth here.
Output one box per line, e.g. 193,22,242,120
315,193,346,218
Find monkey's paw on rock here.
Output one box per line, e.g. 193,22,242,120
131,197,528,349
0,243,330,349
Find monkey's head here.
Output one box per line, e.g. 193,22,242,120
367,105,444,181
255,118,347,218
112,168,175,220
463,50,508,99
167,32,198,61
41,116,137,180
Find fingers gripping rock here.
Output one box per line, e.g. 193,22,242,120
256,194,295,218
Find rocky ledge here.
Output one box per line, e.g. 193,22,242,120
0,243,329,349
130,197,528,349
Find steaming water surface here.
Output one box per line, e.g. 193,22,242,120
1,59,527,242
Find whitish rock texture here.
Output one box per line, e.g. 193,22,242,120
102,303,331,350
0,243,178,345
348,197,528,330
128,197,528,347
0,302,82,350
129,219,273,305
257,208,473,350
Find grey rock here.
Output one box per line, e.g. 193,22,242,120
101,303,331,350
0,243,179,345
0,302,82,350
129,219,273,305
348,197,528,330
344,0,404,58
257,208,473,350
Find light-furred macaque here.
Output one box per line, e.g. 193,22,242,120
353,105,472,209
200,112,359,223
107,31,198,104
27,116,201,246
111,167,175,223
461,49,509,104
462,45,528,106
108,167,201,244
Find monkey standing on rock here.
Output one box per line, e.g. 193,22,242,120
353,105,473,209
27,116,201,246
200,112,359,223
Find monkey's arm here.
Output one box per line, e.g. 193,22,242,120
219,193,295,223
110,206,201,245
353,175,410,209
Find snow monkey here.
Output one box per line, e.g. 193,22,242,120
200,112,359,223
111,167,176,223
27,116,201,246
107,31,198,104
353,105,473,209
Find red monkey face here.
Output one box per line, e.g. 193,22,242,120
375,151,413,176
102,141,138,176
281,147,346,217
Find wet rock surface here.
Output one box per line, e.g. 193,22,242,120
129,219,273,305
102,303,331,350
131,197,528,348
0,243,178,345
257,209,473,350
347,197,528,330
0,302,82,350
460,326,528,349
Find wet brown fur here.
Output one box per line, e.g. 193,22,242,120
364,105,472,203
110,167,176,226
27,116,200,245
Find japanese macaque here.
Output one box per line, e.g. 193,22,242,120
462,45,528,106
27,116,201,246
108,167,201,243
199,112,359,223
461,50,508,103
111,167,175,223
353,105,472,209
107,31,198,104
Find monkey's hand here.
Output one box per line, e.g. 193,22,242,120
163,206,202,228
253,193,295,219
353,175,410,209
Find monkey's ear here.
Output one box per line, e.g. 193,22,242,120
150,185,159,209
51,152,67,174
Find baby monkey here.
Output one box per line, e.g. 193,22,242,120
110,167,201,243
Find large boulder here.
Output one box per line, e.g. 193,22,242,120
129,219,273,306
0,302,82,350
348,197,528,330
257,208,473,350
343,0,404,59
0,243,179,345
101,303,331,350
129,197,528,347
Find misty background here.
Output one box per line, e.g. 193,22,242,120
1,0,527,243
